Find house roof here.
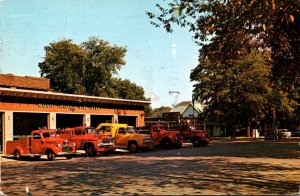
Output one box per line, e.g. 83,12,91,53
171,101,204,114
171,105,188,114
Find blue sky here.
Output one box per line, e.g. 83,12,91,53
0,0,199,108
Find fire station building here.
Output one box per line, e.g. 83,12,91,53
0,74,150,153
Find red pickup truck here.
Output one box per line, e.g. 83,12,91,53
136,123,183,149
57,126,115,156
177,124,210,147
146,121,210,147
6,129,76,160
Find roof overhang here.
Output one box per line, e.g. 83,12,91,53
0,87,151,106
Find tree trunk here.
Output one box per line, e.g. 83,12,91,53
247,122,251,137
272,109,276,131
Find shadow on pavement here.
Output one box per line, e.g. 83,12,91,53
0,138,299,195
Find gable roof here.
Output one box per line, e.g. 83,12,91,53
171,105,188,114
171,101,204,114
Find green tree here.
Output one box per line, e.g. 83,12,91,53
111,78,147,100
38,39,85,94
148,106,172,117
111,78,152,115
191,50,273,135
39,37,127,97
148,0,300,132
148,0,300,89
39,37,151,114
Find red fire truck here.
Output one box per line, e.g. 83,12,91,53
6,129,76,160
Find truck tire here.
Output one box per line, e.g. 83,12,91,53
14,150,21,160
201,140,208,147
175,143,182,149
85,144,97,157
128,142,138,153
161,138,172,150
46,150,55,161
101,151,109,156
192,138,201,147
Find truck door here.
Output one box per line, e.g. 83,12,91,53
151,127,160,146
31,133,43,154
115,127,127,148
70,129,83,149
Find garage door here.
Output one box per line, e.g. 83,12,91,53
90,115,113,127
56,114,84,129
13,112,48,138
118,116,137,127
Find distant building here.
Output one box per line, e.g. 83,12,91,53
171,101,227,137
171,101,204,118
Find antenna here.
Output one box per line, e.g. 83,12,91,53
169,91,180,107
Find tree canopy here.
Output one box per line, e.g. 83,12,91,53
147,0,300,132
148,106,172,117
39,37,149,102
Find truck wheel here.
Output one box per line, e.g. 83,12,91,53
128,142,138,153
175,143,182,149
192,138,201,147
66,155,72,159
85,144,96,157
201,140,208,147
101,151,109,156
14,150,21,160
46,150,55,161
161,139,172,150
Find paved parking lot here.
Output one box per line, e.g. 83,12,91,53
0,138,299,195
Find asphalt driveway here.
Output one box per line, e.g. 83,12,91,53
0,137,299,195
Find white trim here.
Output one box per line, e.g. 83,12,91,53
0,87,151,104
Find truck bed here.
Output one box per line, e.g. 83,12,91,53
6,137,31,155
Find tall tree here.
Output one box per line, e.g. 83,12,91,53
38,39,86,94
192,50,275,136
148,0,300,131
39,37,127,97
111,78,147,100
80,37,127,96
39,36,151,117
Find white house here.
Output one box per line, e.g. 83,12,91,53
171,101,204,118
171,101,226,137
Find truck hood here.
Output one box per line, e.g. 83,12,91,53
165,130,180,135
127,133,152,139
44,137,69,144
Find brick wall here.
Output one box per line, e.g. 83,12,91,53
0,74,50,90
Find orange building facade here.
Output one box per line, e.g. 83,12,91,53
0,74,150,153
